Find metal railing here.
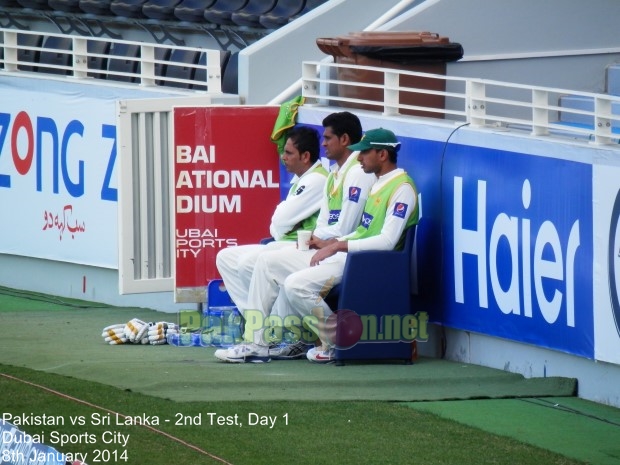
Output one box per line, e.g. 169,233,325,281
0,28,224,92
301,60,620,146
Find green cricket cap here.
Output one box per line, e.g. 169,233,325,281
347,128,400,152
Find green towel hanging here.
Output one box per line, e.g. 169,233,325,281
270,95,305,157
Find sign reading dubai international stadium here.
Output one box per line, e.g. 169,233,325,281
442,145,594,358
173,106,281,302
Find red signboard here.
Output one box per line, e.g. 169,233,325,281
173,106,281,302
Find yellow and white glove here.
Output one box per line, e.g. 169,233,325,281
124,318,149,343
101,324,127,345
148,322,179,345
103,320,179,345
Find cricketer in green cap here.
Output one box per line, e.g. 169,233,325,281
347,128,401,152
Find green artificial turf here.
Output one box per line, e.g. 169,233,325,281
0,286,116,312
408,398,620,465
0,294,577,403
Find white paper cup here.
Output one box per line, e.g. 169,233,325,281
297,230,312,251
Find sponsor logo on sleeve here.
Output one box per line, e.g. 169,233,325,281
348,186,361,203
393,202,408,219
328,209,341,225
360,212,374,229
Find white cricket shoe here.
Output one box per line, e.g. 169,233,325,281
215,343,270,363
306,346,335,364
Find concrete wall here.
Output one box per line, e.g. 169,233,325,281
238,0,409,104
385,0,620,93
0,254,187,313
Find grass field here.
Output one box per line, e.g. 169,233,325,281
0,364,586,465
0,287,603,465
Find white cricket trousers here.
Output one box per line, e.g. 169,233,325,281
215,241,294,311
247,247,347,344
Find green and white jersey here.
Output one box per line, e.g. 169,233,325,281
313,152,376,239
272,161,328,241
344,168,418,252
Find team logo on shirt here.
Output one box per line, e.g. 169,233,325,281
360,212,374,229
393,202,408,219
348,186,361,203
328,209,341,225
295,185,306,195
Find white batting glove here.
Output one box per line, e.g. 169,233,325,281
124,318,148,343
102,324,127,345
148,322,179,345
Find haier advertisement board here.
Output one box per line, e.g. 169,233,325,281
442,144,594,358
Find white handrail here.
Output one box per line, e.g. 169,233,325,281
0,28,224,93
302,60,620,146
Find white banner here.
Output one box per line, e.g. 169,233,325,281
0,78,119,268
593,164,620,364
